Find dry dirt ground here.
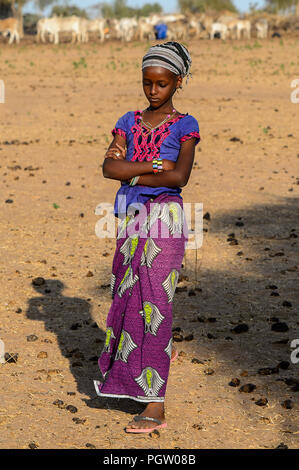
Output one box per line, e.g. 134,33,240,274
0,35,298,450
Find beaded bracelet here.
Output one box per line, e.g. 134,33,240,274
152,158,163,174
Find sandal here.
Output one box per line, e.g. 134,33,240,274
125,415,168,434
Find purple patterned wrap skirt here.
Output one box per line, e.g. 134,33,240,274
94,193,188,403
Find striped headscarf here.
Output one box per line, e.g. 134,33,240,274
142,41,192,81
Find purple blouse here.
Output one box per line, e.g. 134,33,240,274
111,110,200,217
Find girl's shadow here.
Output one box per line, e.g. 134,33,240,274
26,278,144,415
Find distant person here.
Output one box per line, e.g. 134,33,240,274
94,42,200,434
154,23,168,40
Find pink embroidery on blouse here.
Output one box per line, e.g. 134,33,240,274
111,127,126,141
180,132,201,143
131,110,186,162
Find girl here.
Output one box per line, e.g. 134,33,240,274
94,42,200,433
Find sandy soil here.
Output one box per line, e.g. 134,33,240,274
0,35,298,449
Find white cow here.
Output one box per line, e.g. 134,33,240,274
210,22,228,40
0,17,19,44
255,18,268,39
198,13,214,39
36,16,83,44
137,17,155,41
114,17,138,42
228,19,251,39
238,19,251,39
188,16,201,38
167,20,189,41
87,18,106,42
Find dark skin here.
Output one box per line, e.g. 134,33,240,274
102,66,197,432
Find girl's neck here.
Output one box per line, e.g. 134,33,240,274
147,101,175,115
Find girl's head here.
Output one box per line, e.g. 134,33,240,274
142,41,192,109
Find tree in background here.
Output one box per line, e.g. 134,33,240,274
0,0,12,18
99,0,162,18
51,4,89,18
265,0,299,15
178,0,237,13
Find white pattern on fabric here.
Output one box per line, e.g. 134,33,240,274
93,381,165,403
140,237,162,268
162,269,179,303
135,367,165,397
159,201,184,235
117,266,139,298
141,202,161,235
110,273,116,299
103,327,116,353
138,301,165,336
164,337,172,359
115,330,138,363
117,214,135,240
119,235,139,265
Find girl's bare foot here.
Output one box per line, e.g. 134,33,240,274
125,402,165,431
171,346,177,361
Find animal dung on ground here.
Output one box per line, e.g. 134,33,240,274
37,351,48,359
184,334,194,341
277,361,290,370
32,277,45,286
255,398,268,406
258,367,279,375
66,405,78,413
204,368,215,375
27,334,38,342
239,384,256,393
4,352,19,363
172,332,184,342
229,378,240,387
191,358,204,365
232,323,249,334
281,400,293,409
271,322,289,332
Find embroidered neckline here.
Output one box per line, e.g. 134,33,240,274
130,110,188,162
135,110,187,133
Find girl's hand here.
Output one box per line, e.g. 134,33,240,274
105,143,126,160
162,159,176,171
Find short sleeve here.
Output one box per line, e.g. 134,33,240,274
111,112,129,142
179,115,200,145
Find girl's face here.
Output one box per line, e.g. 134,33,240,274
142,66,182,109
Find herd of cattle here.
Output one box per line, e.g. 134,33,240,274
0,12,295,45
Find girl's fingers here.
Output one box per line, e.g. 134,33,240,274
105,145,126,160
115,143,126,156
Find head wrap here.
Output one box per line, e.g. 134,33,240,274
142,41,192,82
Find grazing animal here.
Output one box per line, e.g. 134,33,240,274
0,18,19,45
210,22,228,40
228,19,251,40
255,18,268,39
86,18,106,42
36,16,83,45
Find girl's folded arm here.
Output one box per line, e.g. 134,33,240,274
102,135,153,180
137,138,196,188
103,158,154,181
